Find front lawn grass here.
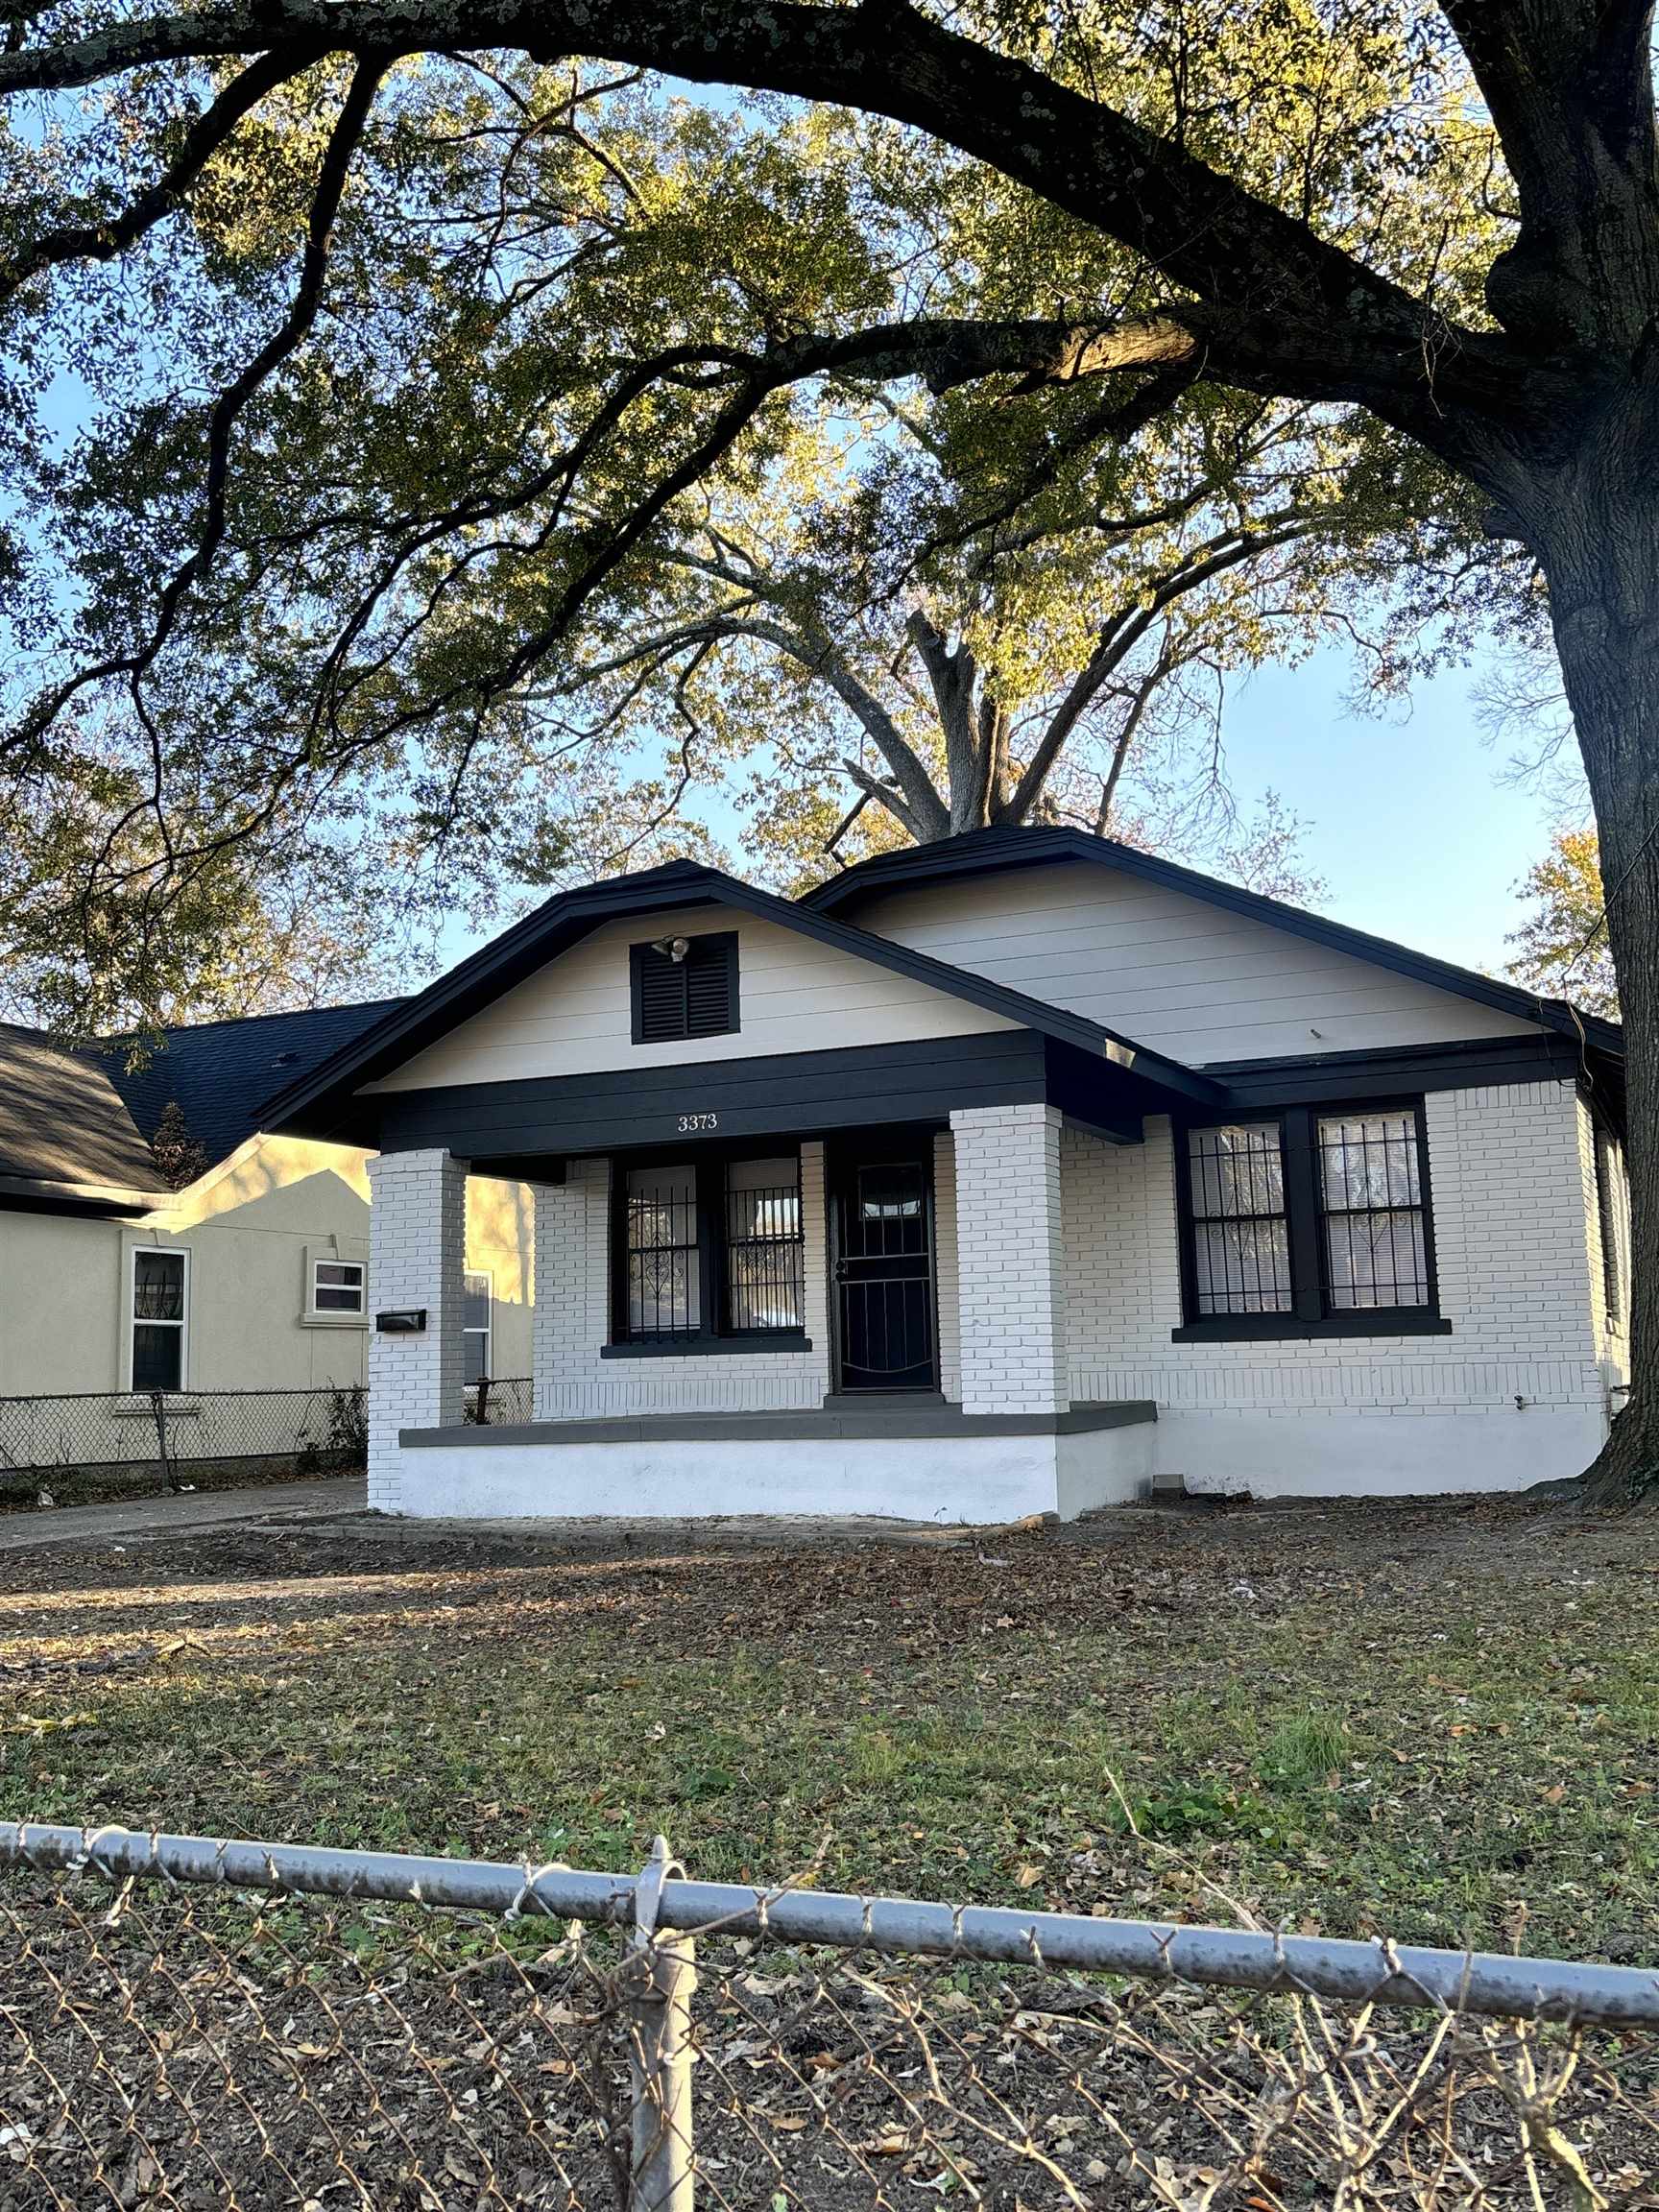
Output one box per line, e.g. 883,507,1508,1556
3,1495,1656,1963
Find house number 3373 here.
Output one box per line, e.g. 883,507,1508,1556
677,1112,719,1133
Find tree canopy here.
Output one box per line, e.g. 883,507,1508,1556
0,19,1531,1008
1506,828,1618,1019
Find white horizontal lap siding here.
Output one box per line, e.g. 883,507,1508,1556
369,909,1017,1092
857,866,1535,1063
1059,1084,1607,1493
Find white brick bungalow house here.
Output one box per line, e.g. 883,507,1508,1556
263,827,1631,1521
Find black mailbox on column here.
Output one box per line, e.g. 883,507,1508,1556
375,1309,427,1334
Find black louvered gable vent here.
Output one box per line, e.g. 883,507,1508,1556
631,931,738,1044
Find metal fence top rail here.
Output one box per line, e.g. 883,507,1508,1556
0,1383,367,1408
5,1820,1657,2028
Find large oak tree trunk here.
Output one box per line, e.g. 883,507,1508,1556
1531,452,1659,1500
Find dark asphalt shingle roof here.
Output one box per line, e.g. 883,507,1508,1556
0,999,401,1205
101,1000,402,1171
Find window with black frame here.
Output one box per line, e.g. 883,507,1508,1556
1186,1123,1292,1316
1594,1125,1630,1330
1178,1101,1440,1334
1316,1111,1430,1310
624,1164,702,1337
617,1153,805,1344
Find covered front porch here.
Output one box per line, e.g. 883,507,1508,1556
365,1098,1166,1523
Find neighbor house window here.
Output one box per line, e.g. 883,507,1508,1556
132,1248,187,1391
630,932,739,1044
1178,1102,1440,1334
464,1269,493,1382
614,1152,805,1346
1186,1124,1292,1316
312,1259,365,1314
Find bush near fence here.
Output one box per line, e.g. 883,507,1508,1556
0,1378,531,1507
1,1821,1654,2211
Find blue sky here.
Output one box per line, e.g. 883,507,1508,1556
1218,642,1561,976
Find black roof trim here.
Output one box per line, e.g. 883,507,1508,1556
802,826,1624,1058
259,858,1222,1140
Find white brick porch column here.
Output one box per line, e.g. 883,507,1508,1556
950,1103,1069,1415
367,1147,469,1511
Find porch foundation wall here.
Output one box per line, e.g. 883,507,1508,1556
386,1421,1152,1523
1061,1081,1610,1496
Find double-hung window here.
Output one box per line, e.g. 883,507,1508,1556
464,1269,493,1382
132,1248,188,1390
613,1153,805,1349
312,1259,366,1315
1177,1102,1444,1337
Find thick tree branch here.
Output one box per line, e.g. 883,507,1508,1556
0,0,1545,449
0,49,319,304
906,612,982,833
1441,0,1659,351
21,47,392,768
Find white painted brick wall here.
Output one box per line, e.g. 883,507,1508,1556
1061,1081,1607,1425
366,1148,469,1511
531,1147,830,1416
933,1129,961,1404
950,1103,1068,1414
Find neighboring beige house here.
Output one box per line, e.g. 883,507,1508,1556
0,1006,532,1404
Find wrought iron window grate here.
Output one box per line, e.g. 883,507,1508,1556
1316,1111,1429,1310
625,1166,701,1336
1187,1123,1292,1315
723,1166,804,1333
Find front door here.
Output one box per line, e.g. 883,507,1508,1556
830,1144,937,1392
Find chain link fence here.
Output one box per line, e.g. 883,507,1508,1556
0,1377,533,1505
1,1821,1654,2210
466,1375,534,1427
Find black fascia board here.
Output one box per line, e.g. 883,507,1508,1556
801,824,1624,1059
258,857,1222,1143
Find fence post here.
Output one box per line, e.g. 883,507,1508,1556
150,1391,175,1495
626,1834,695,2212
476,1375,492,1427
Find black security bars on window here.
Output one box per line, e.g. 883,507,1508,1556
1186,1124,1293,1316
625,1167,702,1336
1177,1099,1442,1334
1595,1126,1627,1328
723,1169,805,1333
1317,1113,1429,1310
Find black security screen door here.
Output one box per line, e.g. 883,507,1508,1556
831,1149,936,1391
